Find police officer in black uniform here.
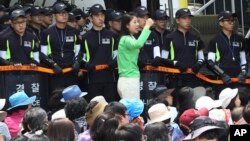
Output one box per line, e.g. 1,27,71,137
207,11,248,97
0,9,39,65
27,6,44,41
152,9,171,56
41,7,53,29
81,4,119,102
164,8,205,88
72,8,88,36
40,2,81,97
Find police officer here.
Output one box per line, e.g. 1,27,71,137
207,11,248,96
41,7,53,29
67,12,77,29
107,10,122,35
72,8,88,36
152,9,171,54
164,8,205,88
81,4,119,102
0,9,39,65
40,3,81,96
27,6,43,41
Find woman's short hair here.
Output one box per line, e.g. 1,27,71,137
47,118,75,141
22,107,48,133
91,112,120,141
144,122,169,141
115,123,143,141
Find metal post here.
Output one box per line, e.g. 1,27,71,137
193,0,216,15
203,0,206,15
231,0,235,13
167,0,174,31
213,2,216,14
240,0,244,35
223,0,226,11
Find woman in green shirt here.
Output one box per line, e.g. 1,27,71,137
117,12,154,99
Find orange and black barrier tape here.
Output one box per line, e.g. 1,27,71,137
143,65,250,85
0,64,109,74
0,65,249,84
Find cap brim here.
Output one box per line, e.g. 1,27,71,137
60,92,87,103
11,15,26,20
183,126,221,140
178,14,194,18
7,95,36,111
0,111,7,121
90,10,105,15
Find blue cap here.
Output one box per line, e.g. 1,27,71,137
119,98,144,122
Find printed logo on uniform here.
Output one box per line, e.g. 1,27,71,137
24,41,31,47
188,41,196,47
66,36,74,42
145,40,152,45
102,38,110,44
232,42,240,47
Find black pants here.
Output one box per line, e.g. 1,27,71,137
167,74,203,88
85,82,120,102
49,72,78,97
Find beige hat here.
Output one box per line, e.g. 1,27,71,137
219,88,238,108
85,100,108,127
90,96,108,105
148,103,171,124
51,109,66,121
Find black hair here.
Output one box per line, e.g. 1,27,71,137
197,128,222,140
64,97,88,121
7,105,28,114
104,101,127,117
243,102,250,124
10,135,29,141
238,87,250,106
91,112,120,141
115,123,143,141
120,12,137,36
226,94,238,111
215,120,230,141
144,122,169,141
28,134,50,141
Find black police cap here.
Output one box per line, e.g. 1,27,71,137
153,9,169,20
30,6,42,16
218,11,237,21
11,9,26,20
88,4,105,15
134,6,149,17
53,2,70,13
108,11,122,21
175,8,193,18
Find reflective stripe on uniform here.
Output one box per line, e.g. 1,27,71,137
215,43,220,62
47,35,52,56
6,40,10,60
30,40,34,59
170,41,174,60
84,40,90,62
